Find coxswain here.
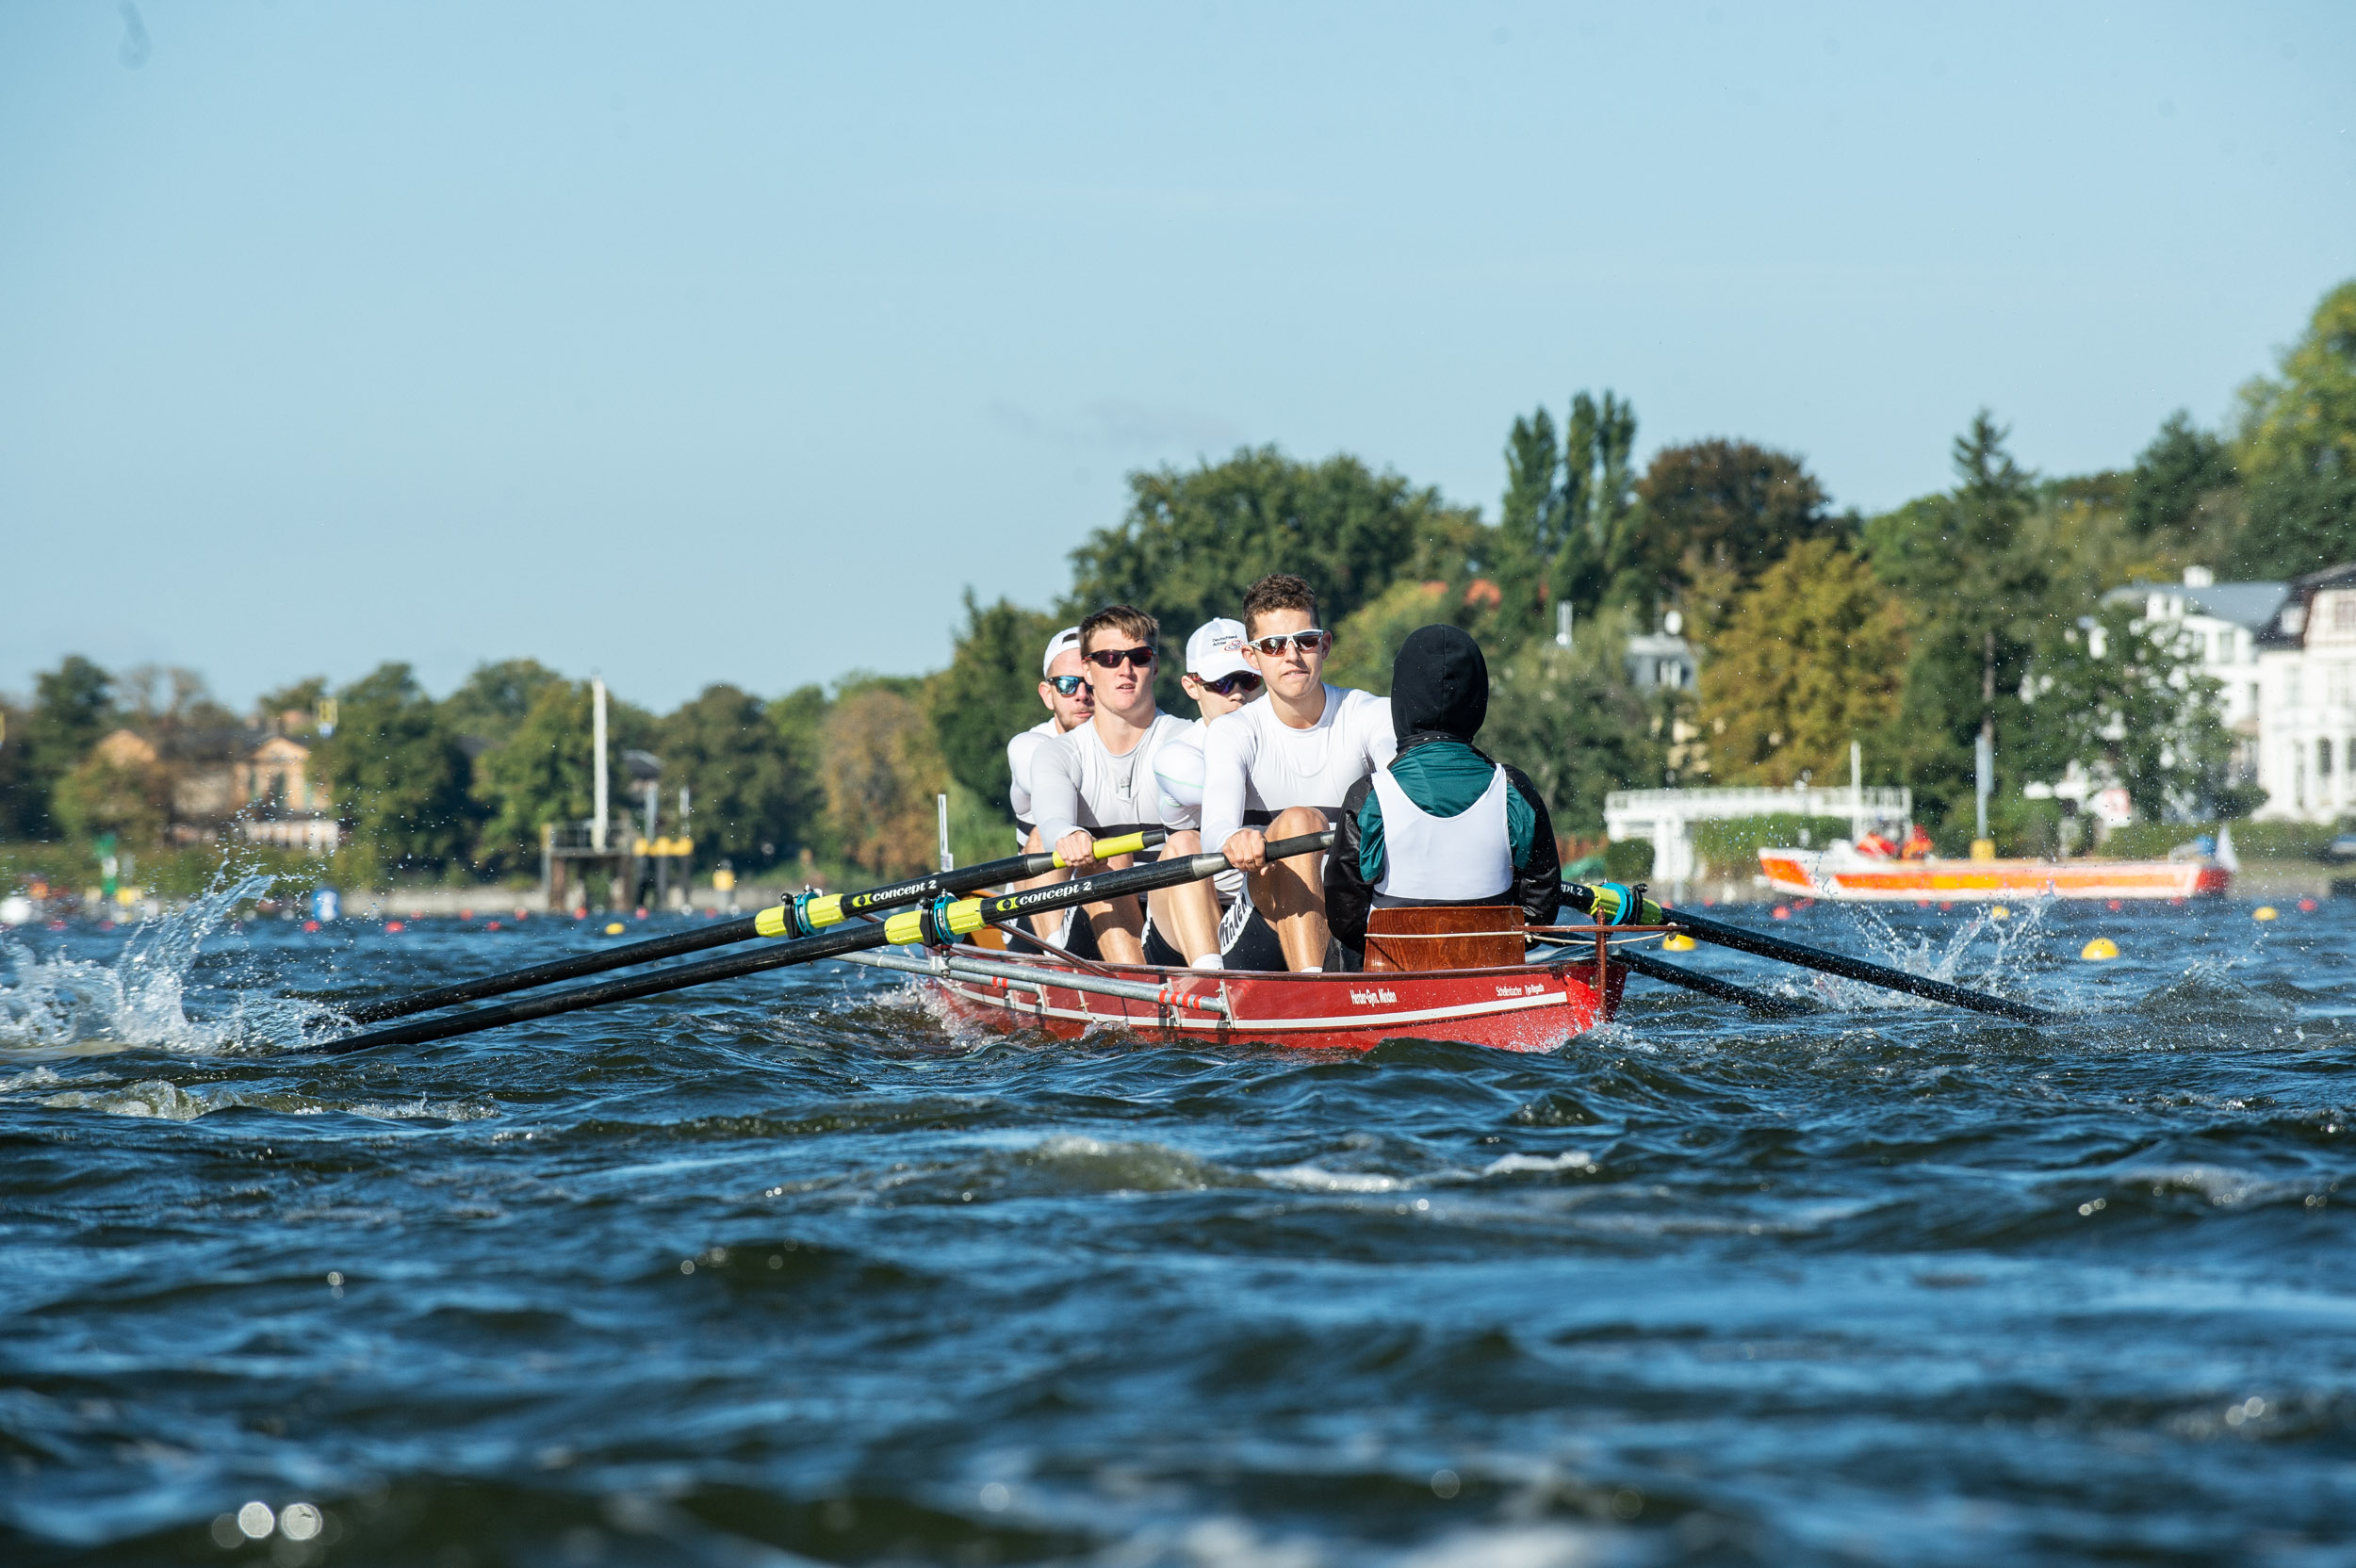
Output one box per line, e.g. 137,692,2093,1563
1147,617,1284,970
1027,605,1202,964
1855,828,1898,858
1203,574,1397,970
1325,625,1561,967
1005,627,1093,938
1901,824,1935,860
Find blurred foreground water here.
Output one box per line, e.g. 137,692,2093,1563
4,889,2353,1566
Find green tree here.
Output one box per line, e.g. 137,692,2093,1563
256,677,330,736
51,751,169,849
822,679,949,879
2233,278,2356,575
1862,411,2048,831
2018,602,2230,823
927,593,1061,810
1066,446,1481,705
1637,439,1839,591
472,679,657,872
1547,391,1646,618
1696,538,1909,786
2128,412,2236,538
1324,580,1463,694
659,683,810,870
314,662,480,884
1482,612,1665,837
441,660,568,747
6,657,118,840
766,685,833,862
1488,407,1565,644
117,665,237,745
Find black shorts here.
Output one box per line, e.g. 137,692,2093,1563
1138,895,1287,972
1019,897,1286,972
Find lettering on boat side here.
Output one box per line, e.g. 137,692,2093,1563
1496,982,1550,998
1349,988,1399,1005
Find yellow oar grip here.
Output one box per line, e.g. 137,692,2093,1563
883,899,987,946
754,906,790,939
804,893,843,929
1051,829,1149,869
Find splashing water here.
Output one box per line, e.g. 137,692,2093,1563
1799,898,2058,1011
0,871,335,1054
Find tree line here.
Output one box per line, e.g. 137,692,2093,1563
5,277,2351,884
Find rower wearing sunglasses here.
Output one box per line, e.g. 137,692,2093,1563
1004,626,1097,940
1202,573,1398,972
1006,627,1094,854
1027,604,1213,966
1146,617,1289,971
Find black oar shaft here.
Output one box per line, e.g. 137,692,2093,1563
341,829,1165,1024
340,914,760,1022
313,921,883,1054
1561,883,2055,1024
315,830,1330,1056
1612,948,1820,1018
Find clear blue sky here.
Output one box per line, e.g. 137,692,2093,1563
3,2,2349,713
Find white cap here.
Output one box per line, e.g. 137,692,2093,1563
1185,617,1251,681
1041,627,1083,677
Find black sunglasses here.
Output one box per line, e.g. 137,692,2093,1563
1198,671,1263,696
1084,645,1156,669
1045,674,1088,696
1249,629,1329,656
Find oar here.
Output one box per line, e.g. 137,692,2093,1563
310,830,1332,1055
341,829,1166,1023
1562,882,2055,1024
1612,948,1823,1017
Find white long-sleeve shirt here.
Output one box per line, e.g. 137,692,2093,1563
1006,718,1063,830
1030,712,1193,847
1153,718,1210,833
1200,685,1396,855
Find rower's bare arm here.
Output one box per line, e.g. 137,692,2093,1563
1222,828,1267,872
1055,829,1098,870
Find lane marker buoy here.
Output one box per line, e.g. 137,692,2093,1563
1662,933,1696,952
2254,906,2279,922
2082,938,2119,960
605,921,627,935
1991,906,2011,921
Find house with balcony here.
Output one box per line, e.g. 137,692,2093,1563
2250,563,2356,822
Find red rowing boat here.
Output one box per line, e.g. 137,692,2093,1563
909,909,1649,1052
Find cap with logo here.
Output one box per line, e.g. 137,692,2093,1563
1185,618,1251,682
1040,627,1083,678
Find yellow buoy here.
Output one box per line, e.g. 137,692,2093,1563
2081,937,2119,961
605,921,627,935
1662,933,1696,952
1990,906,2011,921
2253,906,2279,922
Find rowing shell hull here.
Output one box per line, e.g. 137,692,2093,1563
925,955,1624,1052
1757,848,2230,902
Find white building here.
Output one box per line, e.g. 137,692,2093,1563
2100,567,2281,766
2250,564,2356,822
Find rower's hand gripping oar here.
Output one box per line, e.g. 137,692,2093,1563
1562,880,2055,1024
341,829,1166,1024
311,830,1331,1056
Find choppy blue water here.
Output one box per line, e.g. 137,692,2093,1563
5,885,2354,1566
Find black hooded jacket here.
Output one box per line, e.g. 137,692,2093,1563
1325,625,1561,963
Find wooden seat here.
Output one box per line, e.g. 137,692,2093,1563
1363,905,1527,972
